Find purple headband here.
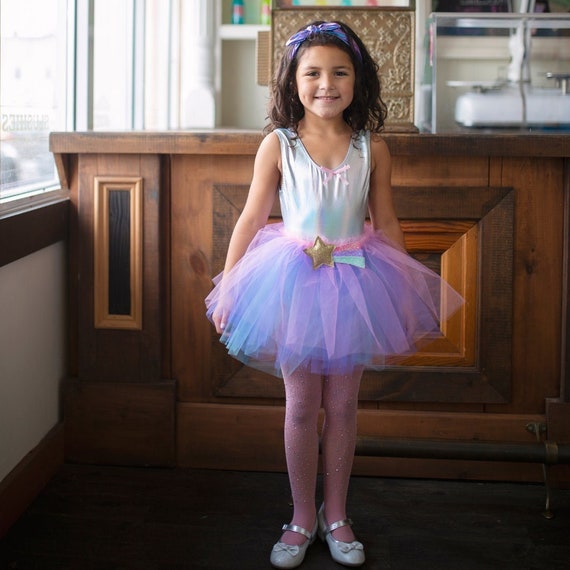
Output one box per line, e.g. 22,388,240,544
285,22,362,62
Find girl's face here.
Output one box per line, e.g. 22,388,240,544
294,45,355,122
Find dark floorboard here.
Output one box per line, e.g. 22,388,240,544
1,464,569,569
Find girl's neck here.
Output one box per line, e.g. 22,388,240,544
297,117,352,139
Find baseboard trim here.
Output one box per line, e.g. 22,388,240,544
0,422,64,538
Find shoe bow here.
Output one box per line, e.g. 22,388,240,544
272,542,300,556
338,541,364,554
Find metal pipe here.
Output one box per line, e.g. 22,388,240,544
355,437,570,465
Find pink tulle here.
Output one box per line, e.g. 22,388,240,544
205,223,463,378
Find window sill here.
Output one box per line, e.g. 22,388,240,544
0,190,70,268
0,188,70,221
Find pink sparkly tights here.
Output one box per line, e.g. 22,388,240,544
280,363,363,546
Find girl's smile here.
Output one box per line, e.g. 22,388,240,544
295,45,355,120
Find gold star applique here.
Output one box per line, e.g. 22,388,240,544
304,236,335,269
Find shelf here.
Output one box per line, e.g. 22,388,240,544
220,24,270,40
436,36,570,61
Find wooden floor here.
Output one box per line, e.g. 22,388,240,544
1,464,570,570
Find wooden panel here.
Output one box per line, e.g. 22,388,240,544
206,185,513,403
177,403,543,481
361,187,513,402
385,134,570,158
64,380,176,466
177,403,287,471
75,154,161,382
392,156,489,187
159,155,172,380
50,132,570,158
171,155,256,402
391,224,477,368
67,154,80,379
393,180,509,398
547,402,570,443
50,130,265,156
489,158,564,413
394,186,508,219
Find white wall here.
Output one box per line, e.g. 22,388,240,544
0,242,66,482
221,38,269,129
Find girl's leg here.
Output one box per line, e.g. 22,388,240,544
280,363,323,545
320,367,363,542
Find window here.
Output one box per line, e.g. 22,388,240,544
1,0,210,206
93,0,145,130
0,0,72,203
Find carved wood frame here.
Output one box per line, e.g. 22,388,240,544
271,8,416,130
209,184,514,404
93,176,143,330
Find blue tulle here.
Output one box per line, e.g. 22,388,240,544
206,223,464,378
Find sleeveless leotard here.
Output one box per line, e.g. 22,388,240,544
278,128,369,241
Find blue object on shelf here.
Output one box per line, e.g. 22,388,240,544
232,0,244,25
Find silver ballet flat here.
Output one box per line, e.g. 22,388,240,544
317,504,365,567
270,519,318,569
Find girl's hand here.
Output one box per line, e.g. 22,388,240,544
210,132,280,337
212,304,229,335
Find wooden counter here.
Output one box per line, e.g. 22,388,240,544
50,131,570,483
51,130,570,156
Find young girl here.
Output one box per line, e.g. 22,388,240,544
206,21,463,568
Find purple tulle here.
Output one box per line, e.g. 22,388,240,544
205,223,464,378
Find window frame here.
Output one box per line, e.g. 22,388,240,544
0,0,78,214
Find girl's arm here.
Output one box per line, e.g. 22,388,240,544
368,136,406,251
212,132,281,332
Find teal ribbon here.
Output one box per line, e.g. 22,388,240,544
332,252,365,268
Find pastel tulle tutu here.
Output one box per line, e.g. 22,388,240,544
205,223,463,378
